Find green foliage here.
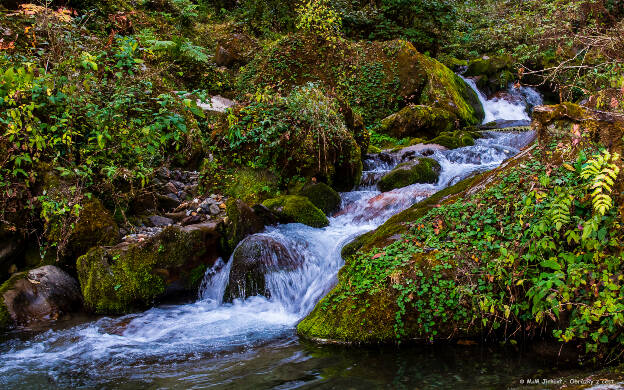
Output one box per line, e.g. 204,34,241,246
296,0,342,43
306,142,624,361
337,0,458,54
222,83,360,186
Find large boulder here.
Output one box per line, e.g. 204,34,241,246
299,182,342,215
77,222,221,314
262,195,329,228
379,105,456,140
464,55,515,96
223,235,302,301
238,36,483,125
377,158,441,192
426,129,478,150
0,265,83,330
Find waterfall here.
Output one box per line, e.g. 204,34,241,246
462,76,543,124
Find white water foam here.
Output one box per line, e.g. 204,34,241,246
462,77,543,123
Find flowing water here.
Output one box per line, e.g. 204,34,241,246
462,77,543,124
1,86,607,389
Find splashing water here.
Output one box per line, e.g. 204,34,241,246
462,77,543,124
0,131,539,388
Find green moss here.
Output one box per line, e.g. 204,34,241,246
299,183,342,215
222,168,279,205
377,158,441,192
465,55,513,77
367,145,382,154
426,130,477,149
262,195,329,228
77,225,218,314
418,54,485,125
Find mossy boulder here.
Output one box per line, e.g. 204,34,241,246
223,235,302,301
262,195,329,228
238,36,483,125
299,183,342,215
76,222,221,314
297,251,480,344
464,55,515,95
378,105,456,140
0,265,83,330
377,158,441,192
426,130,478,149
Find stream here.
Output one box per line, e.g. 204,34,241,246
1,83,603,389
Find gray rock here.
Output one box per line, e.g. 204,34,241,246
2,265,83,327
148,215,174,227
209,204,221,215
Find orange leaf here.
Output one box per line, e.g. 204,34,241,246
372,252,385,259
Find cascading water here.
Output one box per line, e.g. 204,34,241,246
461,77,543,124
0,130,539,388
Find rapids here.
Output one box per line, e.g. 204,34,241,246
0,131,539,388
1,83,582,389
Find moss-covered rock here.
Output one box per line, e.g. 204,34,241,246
377,158,441,192
65,198,119,262
223,235,302,301
378,105,456,139
238,36,483,126
464,55,515,95
299,183,342,215
76,222,221,314
426,130,478,149
262,195,329,228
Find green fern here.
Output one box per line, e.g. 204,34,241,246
549,192,573,230
580,150,620,216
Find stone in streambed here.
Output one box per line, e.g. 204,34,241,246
0,265,83,330
377,158,441,192
262,196,329,228
77,223,222,314
223,235,302,301
298,182,342,215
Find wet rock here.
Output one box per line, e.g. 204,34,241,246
378,158,441,192
262,195,329,228
77,222,222,314
148,215,174,227
299,183,342,215
224,235,302,301
251,204,279,226
0,265,83,329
